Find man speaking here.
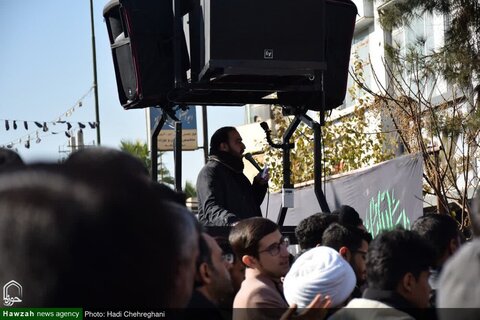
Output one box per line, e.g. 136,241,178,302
196,126,269,226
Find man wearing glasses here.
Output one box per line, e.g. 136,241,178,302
229,217,291,320
321,223,372,298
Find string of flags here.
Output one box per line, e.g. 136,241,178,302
0,87,98,149
1,119,98,132
0,120,98,149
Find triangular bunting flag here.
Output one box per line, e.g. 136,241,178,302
5,120,9,131
78,122,85,129
34,121,43,128
13,121,17,130
24,121,28,130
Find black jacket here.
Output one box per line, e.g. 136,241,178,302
185,290,226,320
196,155,267,226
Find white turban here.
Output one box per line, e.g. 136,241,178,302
283,246,356,308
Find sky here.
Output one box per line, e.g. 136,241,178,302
0,0,245,186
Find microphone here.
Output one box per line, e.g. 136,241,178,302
260,121,285,149
244,153,262,172
260,121,270,133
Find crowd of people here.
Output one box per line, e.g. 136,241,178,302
0,127,479,320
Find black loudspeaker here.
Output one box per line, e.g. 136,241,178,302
197,0,357,111
103,0,190,109
278,0,358,110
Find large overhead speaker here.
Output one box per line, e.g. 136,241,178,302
103,0,357,111
192,0,357,110
103,0,190,109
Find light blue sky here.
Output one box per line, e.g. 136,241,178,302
0,0,245,186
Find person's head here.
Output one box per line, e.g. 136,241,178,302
193,233,233,306
65,146,149,180
412,213,460,268
295,213,338,250
367,228,435,308
0,148,25,174
209,127,245,158
0,168,199,308
215,236,245,294
333,205,366,230
229,217,290,279
64,147,186,206
322,223,372,286
437,240,480,319
162,202,201,308
284,246,356,308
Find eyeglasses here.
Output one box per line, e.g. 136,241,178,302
222,253,235,264
258,236,290,256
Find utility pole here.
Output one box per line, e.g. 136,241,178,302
90,0,101,145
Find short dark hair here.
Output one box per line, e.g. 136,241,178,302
215,236,236,262
0,168,199,308
0,148,25,173
229,217,278,259
295,213,338,250
210,127,236,155
412,213,459,265
367,228,435,290
194,234,213,288
333,205,363,228
65,146,149,178
322,223,372,252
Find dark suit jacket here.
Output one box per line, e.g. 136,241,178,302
196,157,266,226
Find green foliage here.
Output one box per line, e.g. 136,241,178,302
264,101,394,191
357,6,480,231
184,180,197,199
119,139,151,172
119,139,173,184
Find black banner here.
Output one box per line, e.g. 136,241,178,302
262,153,424,236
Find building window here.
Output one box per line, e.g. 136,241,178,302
390,11,445,99
341,27,372,110
245,104,272,124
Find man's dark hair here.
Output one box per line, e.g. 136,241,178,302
64,147,186,206
412,213,459,265
194,234,213,288
295,213,338,250
229,217,278,259
0,148,25,173
333,205,363,228
215,236,236,263
65,146,149,178
0,168,200,308
209,126,236,155
367,228,435,291
322,223,372,252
